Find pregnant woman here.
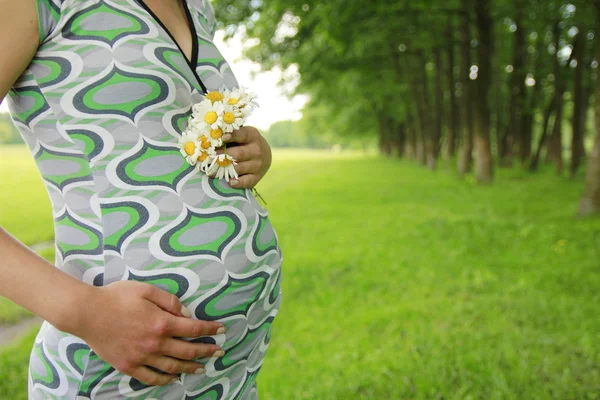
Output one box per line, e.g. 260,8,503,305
0,0,283,398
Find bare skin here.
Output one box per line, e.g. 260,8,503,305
0,0,271,387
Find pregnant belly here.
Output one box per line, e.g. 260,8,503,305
63,263,282,399
48,171,284,398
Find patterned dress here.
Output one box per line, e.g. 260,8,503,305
6,0,283,398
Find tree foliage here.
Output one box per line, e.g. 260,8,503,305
215,0,600,213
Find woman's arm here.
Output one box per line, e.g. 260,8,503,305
0,226,224,385
0,1,81,326
0,0,225,386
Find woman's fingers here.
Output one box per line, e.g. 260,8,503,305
234,160,261,176
161,338,225,360
225,142,261,163
128,365,178,387
145,355,206,375
138,283,190,317
222,126,259,145
161,315,226,338
229,174,260,189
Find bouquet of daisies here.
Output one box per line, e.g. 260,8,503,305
179,87,258,182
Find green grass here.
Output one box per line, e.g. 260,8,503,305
0,298,33,325
1,147,599,399
0,145,54,246
0,328,38,399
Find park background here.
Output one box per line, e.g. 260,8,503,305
1,0,600,398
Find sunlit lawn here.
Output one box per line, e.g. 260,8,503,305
0,146,54,245
1,146,599,399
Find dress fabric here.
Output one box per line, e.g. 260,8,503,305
6,0,283,398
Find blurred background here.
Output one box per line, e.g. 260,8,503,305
1,0,600,398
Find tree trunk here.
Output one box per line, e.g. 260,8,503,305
419,51,436,169
434,47,444,161
405,110,417,159
394,122,407,158
378,114,393,156
457,0,474,176
546,21,565,174
495,43,506,162
571,27,587,177
578,5,600,217
412,89,426,165
529,94,557,171
579,118,600,216
502,2,526,166
389,46,414,160
411,56,427,166
446,21,459,159
473,0,494,184
520,38,545,163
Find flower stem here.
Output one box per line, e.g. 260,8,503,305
252,188,267,206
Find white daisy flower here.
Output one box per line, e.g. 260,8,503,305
198,134,216,153
224,87,259,110
195,150,216,173
187,121,210,139
191,99,224,131
205,90,225,104
207,127,224,147
178,131,201,165
207,153,238,182
219,104,245,133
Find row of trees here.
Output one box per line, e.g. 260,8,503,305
214,0,600,217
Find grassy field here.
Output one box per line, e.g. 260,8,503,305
1,146,600,399
0,146,54,245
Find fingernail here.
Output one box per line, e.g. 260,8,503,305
170,378,179,384
222,133,232,142
180,305,192,318
194,368,205,374
213,350,225,357
229,179,239,187
216,326,227,334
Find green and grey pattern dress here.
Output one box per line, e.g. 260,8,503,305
6,0,283,398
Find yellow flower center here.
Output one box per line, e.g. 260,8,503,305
228,97,239,105
217,157,232,167
223,112,236,124
184,142,196,155
205,111,218,125
201,140,211,149
198,152,209,162
206,91,224,103
210,128,223,139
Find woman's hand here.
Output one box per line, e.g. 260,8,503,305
0,226,224,387
71,281,226,386
220,126,272,188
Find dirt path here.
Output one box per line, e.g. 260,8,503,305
0,317,42,348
